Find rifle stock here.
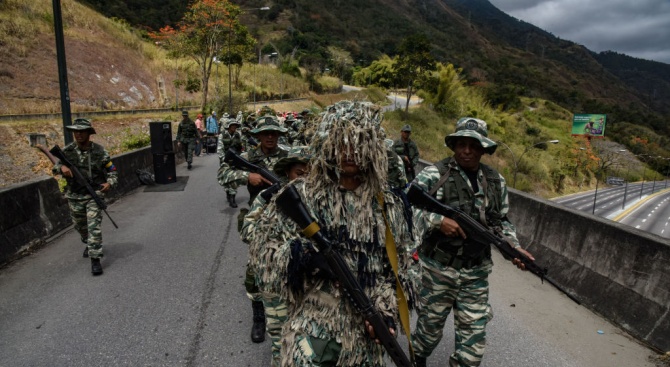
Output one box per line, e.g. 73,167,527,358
223,148,281,185
275,186,414,367
38,144,118,229
406,183,580,304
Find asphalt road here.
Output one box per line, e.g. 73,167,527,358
0,153,658,366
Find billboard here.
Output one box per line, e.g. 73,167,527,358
572,114,606,137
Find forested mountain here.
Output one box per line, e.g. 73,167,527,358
76,0,670,137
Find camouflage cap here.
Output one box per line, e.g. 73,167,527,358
273,146,311,175
251,115,288,134
181,110,189,116
66,118,96,134
285,114,296,122
401,124,412,132
444,117,497,154
225,119,241,129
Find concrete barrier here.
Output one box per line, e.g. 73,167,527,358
508,189,669,352
0,176,71,265
0,143,185,266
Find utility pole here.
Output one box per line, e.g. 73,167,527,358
52,0,73,144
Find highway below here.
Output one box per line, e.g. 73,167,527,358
553,180,670,239
0,154,659,366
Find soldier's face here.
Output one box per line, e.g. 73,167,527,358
453,137,484,171
228,125,237,134
401,131,410,140
287,163,308,180
339,145,361,176
73,130,91,145
258,131,279,150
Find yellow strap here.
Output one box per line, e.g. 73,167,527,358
377,193,415,358
302,222,320,238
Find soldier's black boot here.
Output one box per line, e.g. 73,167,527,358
251,300,266,343
413,355,427,367
229,194,238,208
91,258,103,276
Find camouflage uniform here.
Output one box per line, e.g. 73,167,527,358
218,116,288,343
217,120,243,199
52,123,118,260
385,139,408,189
410,117,520,367
393,124,420,181
282,114,304,146
243,146,311,367
176,111,200,167
252,101,418,367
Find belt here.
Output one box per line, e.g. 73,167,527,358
422,246,484,270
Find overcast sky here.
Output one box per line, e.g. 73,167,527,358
488,0,670,64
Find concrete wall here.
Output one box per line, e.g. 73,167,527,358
0,143,184,266
508,190,669,352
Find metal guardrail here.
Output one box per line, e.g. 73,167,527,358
0,98,310,122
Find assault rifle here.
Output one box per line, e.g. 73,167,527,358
37,144,118,229
406,183,580,304
223,149,282,202
275,185,414,367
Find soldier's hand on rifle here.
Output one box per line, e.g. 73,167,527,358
512,247,535,270
364,320,395,345
402,156,410,163
60,166,73,178
440,217,467,239
248,172,273,187
99,182,111,193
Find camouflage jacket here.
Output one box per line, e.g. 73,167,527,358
387,149,407,189
216,130,243,162
176,118,199,142
411,157,520,254
52,142,118,199
251,179,418,366
217,145,288,204
392,138,420,170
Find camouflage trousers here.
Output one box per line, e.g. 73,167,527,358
181,138,196,164
412,255,493,367
223,183,237,195
68,196,104,259
262,292,288,367
239,208,262,303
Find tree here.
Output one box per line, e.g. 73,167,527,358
149,0,243,112
393,34,436,113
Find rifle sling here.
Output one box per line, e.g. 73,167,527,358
377,193,415,360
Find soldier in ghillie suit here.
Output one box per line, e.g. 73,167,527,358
217,119,243,208
176,110,200,169
252,101,418,366
242,146,311,367
393,124,420,181
217,115,289,343
51,119,118,276
409,117,534,367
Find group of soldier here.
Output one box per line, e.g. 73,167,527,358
51,100,534,367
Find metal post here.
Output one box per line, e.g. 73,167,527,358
622,164,631,210
52,0,73,144
592,173,600,215
640,165,647,199
228,26,233,115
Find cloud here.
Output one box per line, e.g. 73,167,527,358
488,0,670,64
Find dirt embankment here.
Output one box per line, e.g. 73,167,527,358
0,114,179,189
